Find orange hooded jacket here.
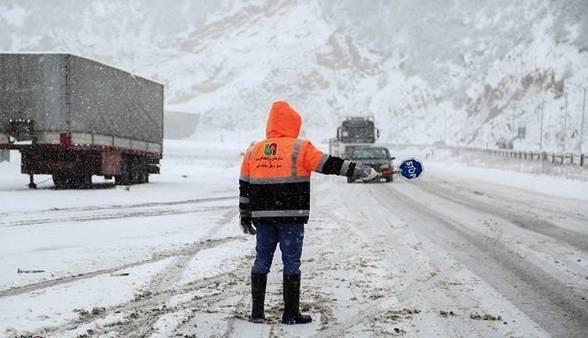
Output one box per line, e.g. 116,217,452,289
239,101,355,224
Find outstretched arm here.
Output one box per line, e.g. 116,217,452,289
302,141,376,180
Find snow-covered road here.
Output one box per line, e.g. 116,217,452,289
1,141,587,338
359,176,588,337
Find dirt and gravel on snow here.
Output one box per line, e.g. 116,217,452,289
1,141,587,338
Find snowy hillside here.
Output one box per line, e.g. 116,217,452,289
0,0,586,150
2,3,588,336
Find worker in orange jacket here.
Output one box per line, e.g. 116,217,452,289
239,101,377,324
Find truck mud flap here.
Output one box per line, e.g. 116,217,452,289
101,150,122,176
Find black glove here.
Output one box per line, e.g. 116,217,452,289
240,216,256,235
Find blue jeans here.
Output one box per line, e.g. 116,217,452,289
251,223,304,276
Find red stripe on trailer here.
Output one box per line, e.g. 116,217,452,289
59,133,72,146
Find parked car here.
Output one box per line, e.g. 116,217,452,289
346,145,396,183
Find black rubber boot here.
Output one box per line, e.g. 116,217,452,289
281,274,312,325
250,273,267,323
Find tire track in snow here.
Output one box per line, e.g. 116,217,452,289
375,183,588,338
0,195,236,227
113,209,243,338
415,179,588,251
0,236,242,299
408,179,588,284
45,209,250,338
315,188,486,338
429,176,588,223
0,195,235,217
48,268,248,338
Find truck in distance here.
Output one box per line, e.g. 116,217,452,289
329,115,379,158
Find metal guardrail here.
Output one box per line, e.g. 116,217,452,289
384,143,587,168
454,147,587,167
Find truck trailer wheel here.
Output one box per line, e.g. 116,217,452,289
115,174,131,186
130,171,148,184
116,156,150,185
139,172,149,184
136,171,148,184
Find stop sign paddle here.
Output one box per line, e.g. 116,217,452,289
399,159,423,180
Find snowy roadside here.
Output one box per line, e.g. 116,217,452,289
425,161,588,201
387,144,588,182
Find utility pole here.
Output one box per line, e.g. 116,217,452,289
567,82,587,153
512,106,516,137
580,88,586,153
539,101,545,151
443,109,447,144
563,93,568,151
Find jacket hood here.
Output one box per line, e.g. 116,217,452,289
266,101,302,138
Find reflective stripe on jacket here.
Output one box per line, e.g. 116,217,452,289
239,101,355,224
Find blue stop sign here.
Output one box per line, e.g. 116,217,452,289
399,159,423,180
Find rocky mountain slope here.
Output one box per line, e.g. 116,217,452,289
1,0,586,150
